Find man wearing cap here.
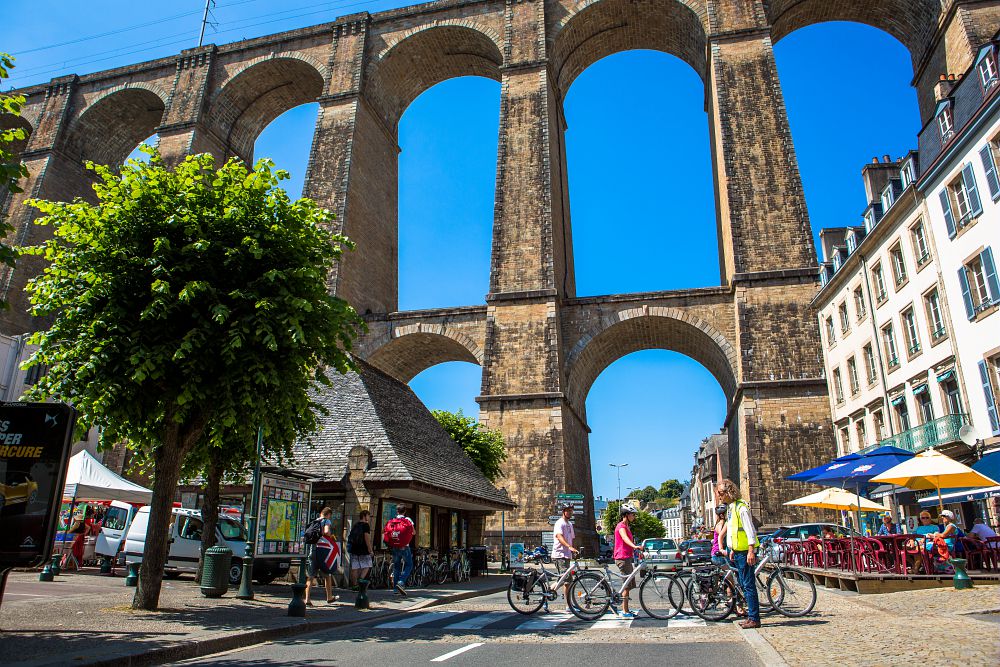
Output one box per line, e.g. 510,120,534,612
552,502,578,613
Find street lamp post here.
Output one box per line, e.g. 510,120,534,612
609,463,629,503
236,426,264,600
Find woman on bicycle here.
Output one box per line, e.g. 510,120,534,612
614,503,642,619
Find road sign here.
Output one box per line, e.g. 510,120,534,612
556,493,584,500
0,403,76,570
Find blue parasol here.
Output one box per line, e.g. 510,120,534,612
786,452,863,482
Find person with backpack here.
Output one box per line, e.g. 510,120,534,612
304,507,339,606
718,479,760,629
383,504,415,596
347,509,374,589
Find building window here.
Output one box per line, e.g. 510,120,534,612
979,47,999,92
915,386,934,424
825,316,836,346
833,368,845,404
848,356,860,395
894,398,911,432
838,302,850,333
846,234,857,254
910,221,930,267
854,286,867,322
872,409,886,440
864,343,877,385
902,307,921,356
979,359,1000,435
839,426,851,454
881,184,894,212
890,244,907,287
937,106,954,143
855,419,868,449
882,324,899,369
980,139,1000,202
940,376,963,415
872,263,887,303
958,247,1000,319
900,158,915,189
923,288,946,341
941,165,983,237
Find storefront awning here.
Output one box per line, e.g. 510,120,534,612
912,383,928,395
890,395,906,406
936,369,955,383
918,486,1000,505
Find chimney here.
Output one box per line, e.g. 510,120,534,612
935,73,957,102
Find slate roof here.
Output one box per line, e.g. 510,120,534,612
290,358,514,509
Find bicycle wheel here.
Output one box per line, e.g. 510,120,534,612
766,567,816,617
756,571,778,612
568,572,612,620
638,572,683,620
672,570,696,615
436,562,450,585
687,574,736,622
507,578,546,614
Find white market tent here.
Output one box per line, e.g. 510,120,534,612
63,450,152,504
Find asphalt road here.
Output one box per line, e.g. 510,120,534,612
181,591,760,666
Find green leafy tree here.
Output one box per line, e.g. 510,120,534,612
0,53,29,279
658,479,684,499
602,500,665,543
431,409,507,482
21,149,363,610
626,485,658,504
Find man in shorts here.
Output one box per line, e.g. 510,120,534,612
552,502,579,612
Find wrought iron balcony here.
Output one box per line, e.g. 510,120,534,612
862,413,969,454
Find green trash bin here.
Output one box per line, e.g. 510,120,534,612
201,545,233,598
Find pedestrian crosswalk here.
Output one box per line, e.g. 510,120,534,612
373,609,707,632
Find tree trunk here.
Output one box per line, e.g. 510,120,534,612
132,441,184,610
197,451,224,583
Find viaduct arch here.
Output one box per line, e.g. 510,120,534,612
2,0,997,546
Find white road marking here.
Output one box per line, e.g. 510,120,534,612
430,642,485,662
590,615,633,629
445,611,510,629
515,610,575,630
668,615,708,627
375,611,462,629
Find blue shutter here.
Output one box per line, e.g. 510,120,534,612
962,163,982,217
940,190,956,238
958,267,975,319
981,145,1000,200
978,360,1000,435
982,247,1000,303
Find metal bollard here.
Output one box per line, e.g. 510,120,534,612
950,558,973,590
50,554,61,576
39,560,54,582
288,555,308,617
124,562,139,587
355,577,370,610
100,556,112,574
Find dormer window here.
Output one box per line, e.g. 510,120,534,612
846,234,857,254
900,159,915,189
937,105,954,143
977,45,998,92
881,184,895,212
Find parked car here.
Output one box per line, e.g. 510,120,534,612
764,523,864,561
641,538,681,571
598,535,613,562
124,506,290,585
0,470,38,511
95,500,140,563
681,539,713,566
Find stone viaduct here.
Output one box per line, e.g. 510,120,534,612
2,0,997,545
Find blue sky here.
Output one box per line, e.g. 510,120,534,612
3,2,921,500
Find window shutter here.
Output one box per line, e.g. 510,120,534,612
981,247,1000,303
980,145,1000,200
962,163,982,217
958,267,975,319
939,190,956,238
978,360,1000,435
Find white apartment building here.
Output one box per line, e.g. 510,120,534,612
658,505,682,541
815,34,1000,459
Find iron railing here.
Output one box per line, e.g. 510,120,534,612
861,413,969,454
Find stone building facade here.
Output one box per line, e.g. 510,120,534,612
3,1,997,548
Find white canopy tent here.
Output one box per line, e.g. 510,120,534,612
63,450,152,504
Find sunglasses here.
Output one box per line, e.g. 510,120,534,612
920,516,931,520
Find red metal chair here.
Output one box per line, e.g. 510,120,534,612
959,538,987,571
863,537,892,572
801,538,825,568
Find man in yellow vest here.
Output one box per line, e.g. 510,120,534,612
717,479,760,628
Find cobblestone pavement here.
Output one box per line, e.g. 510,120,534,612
757,585,1000,666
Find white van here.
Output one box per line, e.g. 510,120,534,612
124,506,289,585
96,500,139,563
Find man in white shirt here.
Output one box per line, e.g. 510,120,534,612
552,503,578,613
969,517,998,541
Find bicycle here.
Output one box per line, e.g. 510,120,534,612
686,546,816,622
567,554,687,621
506,548,587,615
449,547,470,582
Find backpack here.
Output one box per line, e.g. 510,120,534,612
303,518,325,545
383,516,414,549
347,522,368,555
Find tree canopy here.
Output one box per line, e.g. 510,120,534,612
624,478,684,507
21,149,363,609
0,52,28,279
601,500,666,542
431,409,507,483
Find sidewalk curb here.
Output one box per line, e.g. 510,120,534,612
733,622,790,667
82,583,508,667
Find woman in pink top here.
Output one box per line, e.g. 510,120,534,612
613,503,642,618
711,504,729,567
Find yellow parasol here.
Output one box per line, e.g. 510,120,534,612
870,448,1000,513
783,487,886,511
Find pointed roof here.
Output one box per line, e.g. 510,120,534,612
290,358,514,511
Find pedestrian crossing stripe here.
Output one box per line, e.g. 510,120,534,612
373,610,707,631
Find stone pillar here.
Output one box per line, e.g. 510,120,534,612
0,76,87,335
156,47,229,166
479,0,594,551
300,16,398,314
707,2,831,523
